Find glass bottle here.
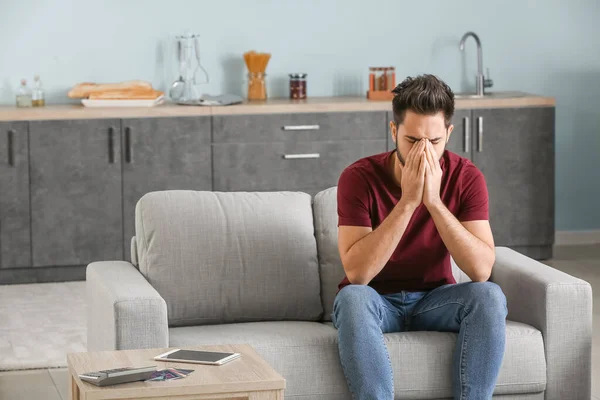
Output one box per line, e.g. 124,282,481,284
32,75,45,107
247,72,267,101
16,79,32,108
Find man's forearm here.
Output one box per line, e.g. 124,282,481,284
427,202,495,281
344,200,417,285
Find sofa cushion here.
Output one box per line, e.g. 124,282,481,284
169,319,546,399
312,187,346,322
313,187,471,321
135,190,323,326
130,236,138,267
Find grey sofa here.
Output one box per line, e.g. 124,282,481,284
87,189,592,399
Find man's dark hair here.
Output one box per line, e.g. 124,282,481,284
391,74,455,128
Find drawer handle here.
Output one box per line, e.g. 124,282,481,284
7,129,14,166
282,125,320,131
463,117,469,153
125,126,133,163
108,126,115,164
283,153,321,159
477,116,483,152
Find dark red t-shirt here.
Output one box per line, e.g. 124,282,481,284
337,149,489,294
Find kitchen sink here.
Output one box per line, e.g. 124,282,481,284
454,91,530,99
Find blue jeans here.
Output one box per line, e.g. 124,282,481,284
332,282,508,400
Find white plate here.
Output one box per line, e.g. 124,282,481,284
81,95,164,108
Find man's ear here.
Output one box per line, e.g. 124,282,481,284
389,121,397,144
446,124,454,144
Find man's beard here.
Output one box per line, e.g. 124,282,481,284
395,142,406,166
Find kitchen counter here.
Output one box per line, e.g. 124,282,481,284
0,92,555,121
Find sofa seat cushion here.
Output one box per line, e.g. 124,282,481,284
169,319,546,399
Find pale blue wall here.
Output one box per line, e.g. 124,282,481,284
1,0,599,230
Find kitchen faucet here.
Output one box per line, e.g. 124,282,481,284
459,31,493,96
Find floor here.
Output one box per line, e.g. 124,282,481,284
0,281,86,371
0,244,598,400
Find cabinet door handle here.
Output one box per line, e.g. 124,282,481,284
282,125,320,131
7,129,14,166
125,127,133,163
283,153,320,159
477,116,483,152
463,117,469,153
108,127,115,164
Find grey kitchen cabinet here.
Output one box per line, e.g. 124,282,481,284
471,107,555,259
121,116,211,262
213,111,388,194
29,119,123,267
1,102,556,283
213,111,387,143
213,140,387,191
0,121,31,269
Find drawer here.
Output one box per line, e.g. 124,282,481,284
213,140,386,191
212,111,387,143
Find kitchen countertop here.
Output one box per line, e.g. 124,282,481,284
0,92,555,121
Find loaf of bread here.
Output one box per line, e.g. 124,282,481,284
68,80,155,99
88,88,163,100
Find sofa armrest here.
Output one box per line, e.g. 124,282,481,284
86,261,168,351
490,247,592,400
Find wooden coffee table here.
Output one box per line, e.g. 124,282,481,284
67,344,285,400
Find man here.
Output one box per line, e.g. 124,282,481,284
333,74,507,400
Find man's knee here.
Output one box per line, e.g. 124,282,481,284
333,285,380,323
468,281,507,315
335,284,379,309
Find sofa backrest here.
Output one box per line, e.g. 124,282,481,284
134,190,323,327
312,187,471,321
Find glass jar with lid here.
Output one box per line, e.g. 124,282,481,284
289,73,307,99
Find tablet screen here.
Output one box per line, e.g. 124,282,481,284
160,350,234,363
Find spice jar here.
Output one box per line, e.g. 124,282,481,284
289,73,307,99
247,72,267,101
